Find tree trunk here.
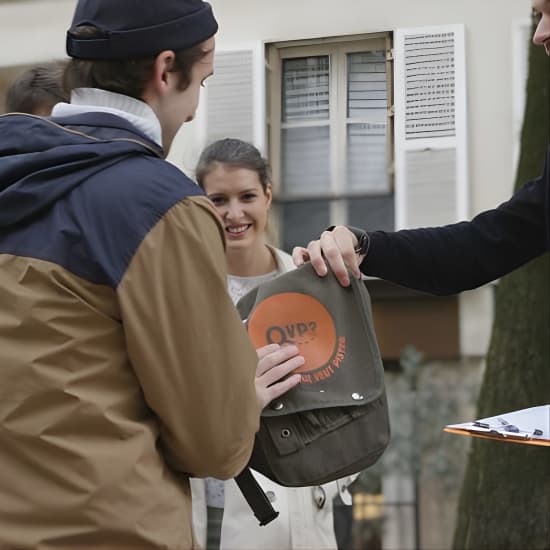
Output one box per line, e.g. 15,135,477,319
452,20,550,550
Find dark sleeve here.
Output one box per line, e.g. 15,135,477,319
361,174,548,296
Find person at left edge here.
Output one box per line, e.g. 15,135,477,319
0,1,300,548
4,61,68,115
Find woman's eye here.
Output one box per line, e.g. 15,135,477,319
243,193,257,200
532,9,542,22
209,197,224,205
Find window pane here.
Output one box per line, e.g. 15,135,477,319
347,51,387,120
283,56,329,122
347,51,389,193
278,199,330,253
347,195,394,232
347,122,388,193
282,126,330,195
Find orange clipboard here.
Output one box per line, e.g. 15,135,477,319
443,405,550,447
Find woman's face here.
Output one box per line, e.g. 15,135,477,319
202,164,272,252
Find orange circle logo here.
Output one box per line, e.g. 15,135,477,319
247,292,337,374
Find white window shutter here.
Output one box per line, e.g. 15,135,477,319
393,25,468,229
204,46,265,151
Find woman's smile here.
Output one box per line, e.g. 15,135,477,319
226,223,252,238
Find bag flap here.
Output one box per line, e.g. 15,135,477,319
236,263,384,416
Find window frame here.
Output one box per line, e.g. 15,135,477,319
267,32,394,229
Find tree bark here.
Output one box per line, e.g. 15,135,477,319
452,20,550,550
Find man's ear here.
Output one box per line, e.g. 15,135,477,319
142,50,176,101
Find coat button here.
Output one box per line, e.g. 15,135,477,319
266,491,276,502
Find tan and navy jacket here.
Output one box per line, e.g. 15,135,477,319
0,112,260,549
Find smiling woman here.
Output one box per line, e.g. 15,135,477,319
191,137,347,550
196,138,275,278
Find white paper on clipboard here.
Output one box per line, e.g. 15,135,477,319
444,405,550,446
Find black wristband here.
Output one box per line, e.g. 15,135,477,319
326,225,370,256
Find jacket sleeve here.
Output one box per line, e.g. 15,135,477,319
362,170,549,296
117,195,260,479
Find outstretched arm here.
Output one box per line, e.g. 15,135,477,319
294,170,548,295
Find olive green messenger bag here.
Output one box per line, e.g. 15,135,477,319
234,262,390,525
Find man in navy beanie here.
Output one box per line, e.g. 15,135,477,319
0,1,301,548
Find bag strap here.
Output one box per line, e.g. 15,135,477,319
234,468,279,526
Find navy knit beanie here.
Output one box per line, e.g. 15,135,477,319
66,0,218,60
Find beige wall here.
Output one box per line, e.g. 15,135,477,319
207,0,531,215
0,0,74,67
0,0,531,215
